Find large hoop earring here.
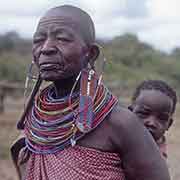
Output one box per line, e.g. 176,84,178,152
76,65,98,133
68,71,82,109
24,60,39,108
94,43,107,75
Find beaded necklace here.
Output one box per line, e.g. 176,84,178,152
25,81,118,154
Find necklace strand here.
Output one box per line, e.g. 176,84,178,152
25,82,118,154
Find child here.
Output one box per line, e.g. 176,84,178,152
129,80,177,158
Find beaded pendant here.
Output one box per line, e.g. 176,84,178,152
77,69,98,133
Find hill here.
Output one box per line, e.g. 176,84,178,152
1,31,180,97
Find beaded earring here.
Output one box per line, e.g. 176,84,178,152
77,61,98,133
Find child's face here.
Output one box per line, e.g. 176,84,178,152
132,90,173,141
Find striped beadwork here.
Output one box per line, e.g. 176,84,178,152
25,81,118,154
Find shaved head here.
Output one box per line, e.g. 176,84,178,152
38,5,95,45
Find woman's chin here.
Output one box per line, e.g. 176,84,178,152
40,71,62,81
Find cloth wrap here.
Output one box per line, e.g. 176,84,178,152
24,145,125,180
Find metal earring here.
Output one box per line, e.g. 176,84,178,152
94,43,107,74
24,60,39,108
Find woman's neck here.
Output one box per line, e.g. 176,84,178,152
53,76,80,98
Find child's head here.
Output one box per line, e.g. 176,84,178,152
130,80,177,141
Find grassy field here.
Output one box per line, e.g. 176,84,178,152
0,97,179,180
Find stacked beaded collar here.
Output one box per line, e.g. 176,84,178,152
24,76,118,154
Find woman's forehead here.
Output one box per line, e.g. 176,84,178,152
39,13,80,25
37,18,78,32
37,6,95,44
35,19,87,45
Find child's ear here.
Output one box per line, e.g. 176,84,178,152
167,118,173,130
128,105,133,111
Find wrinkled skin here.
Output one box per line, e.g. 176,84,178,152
131,90,173,141
32,10,99,97
33,20,88,82
22,5,170,180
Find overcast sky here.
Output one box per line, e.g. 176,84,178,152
0,0,180,52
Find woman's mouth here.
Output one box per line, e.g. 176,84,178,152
40,63,62,71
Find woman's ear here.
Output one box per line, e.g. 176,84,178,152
87,44,100,68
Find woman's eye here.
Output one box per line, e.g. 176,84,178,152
33,37,45,44
57,37,72,42
58,37,68,41
56,33,73,42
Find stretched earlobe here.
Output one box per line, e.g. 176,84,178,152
87,44,100,67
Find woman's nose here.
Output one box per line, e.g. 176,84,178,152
41,39,58,56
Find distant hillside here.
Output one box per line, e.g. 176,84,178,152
102,34,180,97
0,31,180,97
0,32,31,82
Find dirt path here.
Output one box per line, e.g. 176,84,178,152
0,160,18,180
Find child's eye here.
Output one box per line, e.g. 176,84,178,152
158,114,170,123
136,111,149,118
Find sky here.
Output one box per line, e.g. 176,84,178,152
0,0,180,52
